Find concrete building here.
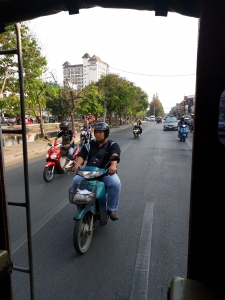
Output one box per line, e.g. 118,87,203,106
170,95,195,117
62,53,109,89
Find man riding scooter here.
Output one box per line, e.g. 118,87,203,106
51,121,76,172
71,122,121,221
178,117,188,137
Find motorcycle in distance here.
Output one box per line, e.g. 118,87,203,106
132,124,140,139
79,127,91,146
43,138,80,182
178,125,188,142
68,156,119,254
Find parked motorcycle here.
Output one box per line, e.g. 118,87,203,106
178,125,188,142
80,129,91,146
68,156,119,254
133,125,140,138
43,142,79,182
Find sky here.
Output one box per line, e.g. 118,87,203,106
29,7,199,113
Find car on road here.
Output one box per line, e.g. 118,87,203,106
182,115,191,124
150,115,156,122
9,117,16,123
163,116,178,131
142,117,150,121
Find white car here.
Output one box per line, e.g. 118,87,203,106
150,115,155,122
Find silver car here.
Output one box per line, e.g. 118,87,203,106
163,117,178,131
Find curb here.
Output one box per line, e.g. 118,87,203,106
3,125,131,161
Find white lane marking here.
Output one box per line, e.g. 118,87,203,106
130,202,154,300
11,197,69,254
185,137,192,148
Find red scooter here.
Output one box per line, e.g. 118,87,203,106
43,142,79,182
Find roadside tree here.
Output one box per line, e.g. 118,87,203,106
0,23,56,136
149,93,164,117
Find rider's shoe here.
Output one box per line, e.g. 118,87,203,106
107,210,119,221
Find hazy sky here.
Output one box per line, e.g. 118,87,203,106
30,8,199,112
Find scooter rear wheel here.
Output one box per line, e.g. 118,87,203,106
73,212,93,254
43,166,55,182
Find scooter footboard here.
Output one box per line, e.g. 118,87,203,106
74,204,95,220
96,181,107,227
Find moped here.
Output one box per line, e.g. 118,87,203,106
178,125,188,142
43,142,79,182
80,129,91,146
133,126,140,138
68,156,119,254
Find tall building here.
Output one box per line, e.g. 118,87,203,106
62,53,109,89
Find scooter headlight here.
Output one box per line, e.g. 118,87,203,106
46,153,49,159
78,171,104,179
50,153,57,159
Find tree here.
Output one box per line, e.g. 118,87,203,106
58,80,84,133
97,73,149,125
149,93,164,117
77,82,103,119
0,23,55,137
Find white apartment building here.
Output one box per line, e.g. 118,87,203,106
62,53,109,89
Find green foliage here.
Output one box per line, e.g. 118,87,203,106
96,74,148,121
148,93,164,117
0,23,57,136
77,83,103,116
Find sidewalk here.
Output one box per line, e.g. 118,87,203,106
2,124,131,161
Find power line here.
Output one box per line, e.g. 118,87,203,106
109,66,196,77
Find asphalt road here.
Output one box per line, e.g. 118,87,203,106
5,122,193,300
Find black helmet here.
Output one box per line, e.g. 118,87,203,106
60,121,69,131
94,122,110,139
181,117,184,121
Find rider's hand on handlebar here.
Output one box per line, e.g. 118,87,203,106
108,165,117,176
71,162,79,173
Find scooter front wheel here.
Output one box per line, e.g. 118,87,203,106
73,212,93,254
43,166,55,182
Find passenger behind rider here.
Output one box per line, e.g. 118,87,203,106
51,121,76,172
136,118,142,135
71,122,121,221
82,119,92,141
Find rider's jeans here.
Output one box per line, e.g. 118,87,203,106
66,146,74,161
72,174,121,211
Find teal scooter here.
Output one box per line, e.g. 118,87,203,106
68,156,119,254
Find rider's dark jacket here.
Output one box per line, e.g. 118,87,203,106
83,124,92,131
77,139,121,169
178,121,188,126
57,129,75,147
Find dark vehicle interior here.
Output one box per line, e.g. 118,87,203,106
1,1,225,299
